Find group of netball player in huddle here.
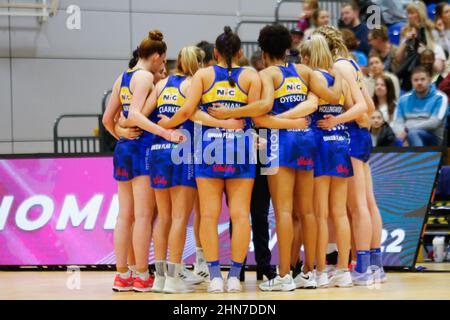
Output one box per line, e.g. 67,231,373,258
103,24,386,294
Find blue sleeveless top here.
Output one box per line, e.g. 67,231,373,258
200,65,250,129
150,74,193,146
336,58,364,131
313,70,347,137
119,67,153,145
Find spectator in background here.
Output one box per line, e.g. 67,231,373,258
250,50,265,72
370,110,397,147
340,1,371,55
341,28,368,71
304,8,330,39
393,66,448,146
297,0,318,32
434,2,450,57
396,2,446,91
196,40,216,67
368,26,400,73
420,49,444,86
438,70,450,99
366,53,401,100
287,27,304,63
373,76,397,126
238,55,250,67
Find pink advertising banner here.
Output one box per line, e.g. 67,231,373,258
0,156,269,265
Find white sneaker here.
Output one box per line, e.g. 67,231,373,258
194,261,210,282
329,269,353,288
325,265,336,274
179,265,204,285
151,274,166,293
351,267,374,286
372,266,387,283
163,276,195,293
294,271,317,289
207,277,225,293
226,277,242,293
315,271,329,288
259,274,296,292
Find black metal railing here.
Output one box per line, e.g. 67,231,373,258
53,114,103,154
53,90,114,154
275,0,343,27
235,0,344,59
235,20,274,59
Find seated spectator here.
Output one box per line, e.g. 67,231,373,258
250,50,265,72
341,28,368,71
420,49,444,86
287,27,304,63
393,66,448,146
297,0,318,32
304,8,330,39
366,53,401,100
196,40,216,67
373,75,397,126
368,26,400,73
340,1,371,55
433,2,450,57
438,70,450,99
370,110,397,147
396,2,446,91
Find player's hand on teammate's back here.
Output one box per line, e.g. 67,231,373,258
119,126,143,140
118,112,130,128
317,114,338,130
297,118,309,129
208,103,233,119
157,114,171,128
164,129,186,144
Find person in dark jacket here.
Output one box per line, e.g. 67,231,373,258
370,109,397,146
339,1,371,55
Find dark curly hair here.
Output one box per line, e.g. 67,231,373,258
258,24,292,60
215,26,241,87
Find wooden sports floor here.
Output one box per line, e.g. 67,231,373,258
1,264,449,300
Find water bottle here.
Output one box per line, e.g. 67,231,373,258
433,236,446,263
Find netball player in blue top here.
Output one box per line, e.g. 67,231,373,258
102,30,185,292
156,26,279,293
121,45,246,293
315,26,386,286
302,34,366,287
210,24,344,291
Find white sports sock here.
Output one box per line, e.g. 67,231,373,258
155,260,166,276
327,243,338,254
118,270,131,279
196,247,205,264
136,270,150,281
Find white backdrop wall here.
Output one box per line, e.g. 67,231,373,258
0,0,301,154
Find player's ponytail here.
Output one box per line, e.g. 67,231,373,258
128,47,139,69
314,25,349,60
309,34,333,70
178,46,205,76
215,26,241,87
